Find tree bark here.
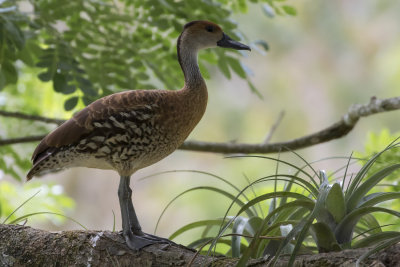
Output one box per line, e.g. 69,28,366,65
0,224,399,266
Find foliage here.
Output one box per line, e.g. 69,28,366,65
0,66,81,181
0,180,75,225
355,129,400,183
164,141,400,266
0,67,77,229
0,145,30,181
0,0,290,110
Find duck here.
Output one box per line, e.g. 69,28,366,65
27,20,251,250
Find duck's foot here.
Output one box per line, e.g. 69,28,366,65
123,230,175,250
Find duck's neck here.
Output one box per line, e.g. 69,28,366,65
177,34,206,90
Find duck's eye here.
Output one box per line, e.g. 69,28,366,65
205,25,214,32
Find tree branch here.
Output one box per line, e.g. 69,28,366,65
0,136,46,146
0,110,64,125
179,96,400,153
1,96,399,153
0,224,398,266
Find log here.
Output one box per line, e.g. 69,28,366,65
0,224,399,266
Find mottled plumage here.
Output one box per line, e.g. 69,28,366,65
27,88,207,178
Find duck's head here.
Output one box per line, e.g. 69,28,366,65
179,20,250,51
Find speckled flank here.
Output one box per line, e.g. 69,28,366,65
27,86,207,178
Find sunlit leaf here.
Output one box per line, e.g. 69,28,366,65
169,219,228,240
282,5,297,16
347,164,400,212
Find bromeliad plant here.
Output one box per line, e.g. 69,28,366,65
160,139,400,266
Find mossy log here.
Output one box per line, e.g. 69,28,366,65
0,224,399,266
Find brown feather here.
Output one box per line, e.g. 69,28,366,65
30,88,206,167
31,90,158,164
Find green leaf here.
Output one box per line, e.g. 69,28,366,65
310,222,341,252
237,0,248,13
227,57,246,78
247,80,263,99
345,143,397,198
241,178,326,266
17,39,40,66
155,186,254,235
357,214,381,235
53,72,75,94
4,18,25,50
228,154,320,191
237,192,312,218
282,5,297,16
57,61,74,71
355,130,400,182
187,237,214,249
8,211,87,230
232,217,248,257
218,57,231,78
0,71,6,89
2,61,18,84
136,72,149,80
325,183,346,223
169,219,228,240
335,206,400,244
38,72,53,82
64,96,79,111
347,164,400,212
0,146,29,181
82,96,95,106
77,77,97,97
359,192,400,208
237,199,314,266
2,190,41,224
285,181,331,266
244,216,263,237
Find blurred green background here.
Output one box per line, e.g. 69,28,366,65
1,0,400,246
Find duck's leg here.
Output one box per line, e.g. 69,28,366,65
118,175,173,250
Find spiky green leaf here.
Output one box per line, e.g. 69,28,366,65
325,183,346,223
310,222,341,252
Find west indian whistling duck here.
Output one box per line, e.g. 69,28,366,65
27,20,251,250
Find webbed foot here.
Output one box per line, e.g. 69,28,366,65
123,229,175,250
